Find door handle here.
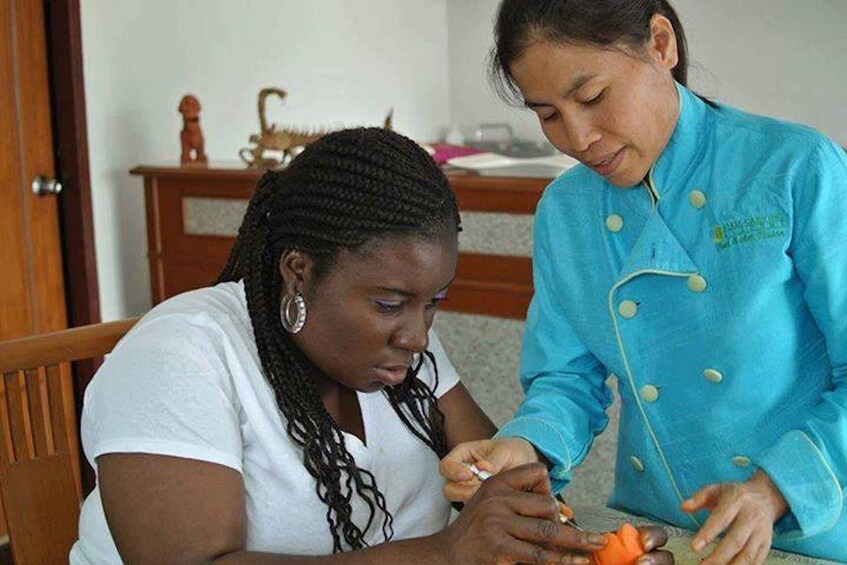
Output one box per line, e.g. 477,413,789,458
31,175,63,196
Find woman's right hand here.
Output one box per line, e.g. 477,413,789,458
440,437,542,502
439,462,607,564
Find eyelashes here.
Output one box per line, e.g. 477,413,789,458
540,112,558,123
375,300,403,312
583,88,606,106
375,294,448,313
537,87,608,122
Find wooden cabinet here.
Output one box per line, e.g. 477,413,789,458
131,163,548,319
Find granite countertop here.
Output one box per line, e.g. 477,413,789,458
575,505,838,565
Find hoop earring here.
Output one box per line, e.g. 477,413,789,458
280,292,307,334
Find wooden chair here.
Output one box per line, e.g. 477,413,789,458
0,318,137,565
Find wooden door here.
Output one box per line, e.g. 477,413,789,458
1,0,71,541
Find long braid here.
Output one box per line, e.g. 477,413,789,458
385,351,448,457
218,128,458,552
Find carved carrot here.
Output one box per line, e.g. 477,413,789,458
591,523,646,565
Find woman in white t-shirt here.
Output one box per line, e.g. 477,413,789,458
71,128,667,564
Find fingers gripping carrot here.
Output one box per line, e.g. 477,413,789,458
590,523,646,565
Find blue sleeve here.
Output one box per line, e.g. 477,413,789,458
755,137,847,537
495,198,613,493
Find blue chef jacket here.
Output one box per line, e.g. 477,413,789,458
496,83,847,561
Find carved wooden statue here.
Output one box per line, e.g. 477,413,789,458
239,87,393,168
178,94,207,164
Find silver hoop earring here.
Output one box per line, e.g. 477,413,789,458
280,292,307,334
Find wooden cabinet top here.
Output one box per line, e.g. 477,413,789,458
130,162,267,182
130,162,552,197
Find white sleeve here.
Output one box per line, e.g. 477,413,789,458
81,314,244,473
419,329,460,398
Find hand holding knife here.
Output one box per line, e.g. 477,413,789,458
464,463,584,531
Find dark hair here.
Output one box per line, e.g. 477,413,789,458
218,127,459,552
491,0,698,104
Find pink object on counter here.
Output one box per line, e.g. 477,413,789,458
429,143,487,165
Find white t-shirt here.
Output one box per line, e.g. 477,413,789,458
70,281,460,564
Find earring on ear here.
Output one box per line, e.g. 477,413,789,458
280,291,307,334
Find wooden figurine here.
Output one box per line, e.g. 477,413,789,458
178,94,207,164
239,88,329,168
239,87,394,168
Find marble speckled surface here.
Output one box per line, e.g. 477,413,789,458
433,311,620,508
183,200,535,258
184,197,247,236
457,212,534,257
433,311,526,426
577,505,836,564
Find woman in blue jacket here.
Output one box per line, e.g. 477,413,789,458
440,1,847,563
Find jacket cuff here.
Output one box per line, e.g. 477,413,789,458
495,417,573,493
755,430,843,537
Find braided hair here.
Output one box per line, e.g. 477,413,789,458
217,127,460,552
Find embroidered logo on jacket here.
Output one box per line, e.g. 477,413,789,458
712,212,787,251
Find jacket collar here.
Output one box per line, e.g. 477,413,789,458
612,84,706,280
616,210,698,279
647,82,711,199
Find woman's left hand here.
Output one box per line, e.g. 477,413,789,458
680,470,788,564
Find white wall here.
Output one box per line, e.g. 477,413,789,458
676,0,847,142
447,0,847,145
446,0,541,142
81,0,451,320
84,0,847,319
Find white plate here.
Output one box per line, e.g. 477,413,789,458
447,152,579,178
447,151,579,171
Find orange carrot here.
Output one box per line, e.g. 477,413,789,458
591,523,646,565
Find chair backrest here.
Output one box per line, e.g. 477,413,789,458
0,318,137,565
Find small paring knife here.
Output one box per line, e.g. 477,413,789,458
464,463,584,531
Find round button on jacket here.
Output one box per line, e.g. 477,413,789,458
732,456,751,468
689,190,707,209
605,214,624,233
687,275,708,293
704,369,724,383
618,300,638,319
640,385,660,403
